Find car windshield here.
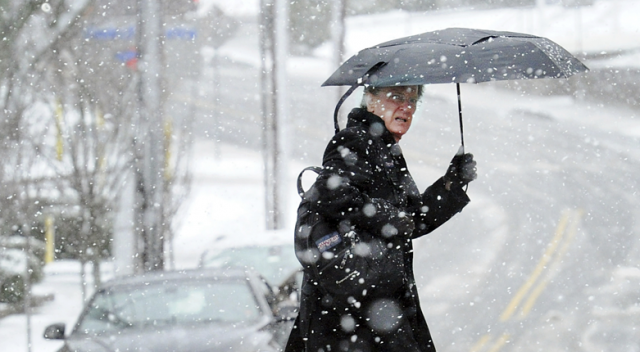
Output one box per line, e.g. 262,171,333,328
201,245,300,285
75,279,261,335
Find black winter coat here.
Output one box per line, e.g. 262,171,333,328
285,108,470,352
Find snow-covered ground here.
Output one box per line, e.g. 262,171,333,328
3,1,640,351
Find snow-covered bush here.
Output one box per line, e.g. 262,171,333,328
0,236,45,304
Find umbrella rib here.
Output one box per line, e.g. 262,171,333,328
333,84,360,134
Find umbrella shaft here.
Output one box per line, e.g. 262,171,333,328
457,83,465,151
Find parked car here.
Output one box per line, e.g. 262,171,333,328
200,244,302,301
43,268,297,352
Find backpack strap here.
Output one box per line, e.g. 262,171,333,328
297,166,323,198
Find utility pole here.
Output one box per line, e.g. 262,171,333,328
260,0,289,230
23,224,32,352
136,0,165,271
536,0,546,36
259,0,274,229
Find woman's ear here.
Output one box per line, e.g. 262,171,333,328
364,93,375,113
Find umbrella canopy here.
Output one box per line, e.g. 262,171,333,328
323,28,588,144
323,28,588,87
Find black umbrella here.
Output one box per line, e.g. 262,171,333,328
322,28,589,147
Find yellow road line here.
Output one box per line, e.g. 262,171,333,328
487,333,510,352
519,209,582,318
470,334,492,352
470,209,582,352
499,210,570,322
518,274,551,319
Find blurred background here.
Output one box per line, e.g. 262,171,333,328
1,0,639,351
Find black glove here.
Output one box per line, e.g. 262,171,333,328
444,148,477,191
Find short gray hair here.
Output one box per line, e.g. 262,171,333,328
360,85,424,108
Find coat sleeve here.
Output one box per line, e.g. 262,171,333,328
312,129,408,237
410,176,470,239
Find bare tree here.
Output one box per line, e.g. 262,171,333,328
34,0,195,281
1,0,195,291
55,2,134,291
0,0,96,243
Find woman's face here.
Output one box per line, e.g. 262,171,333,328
366,86,420,142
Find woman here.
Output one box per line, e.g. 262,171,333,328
286,85,477,352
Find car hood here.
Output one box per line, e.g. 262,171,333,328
65,321,277,352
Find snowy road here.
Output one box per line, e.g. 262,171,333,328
404,86,640,351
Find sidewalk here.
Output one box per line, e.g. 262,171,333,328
0,260,113,352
